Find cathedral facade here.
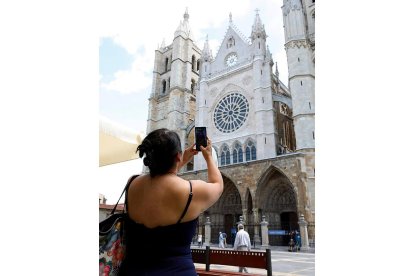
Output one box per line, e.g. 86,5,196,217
146,0,315,247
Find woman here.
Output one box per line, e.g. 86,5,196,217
120,128,223,275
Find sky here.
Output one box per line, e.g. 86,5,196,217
99,0,289,134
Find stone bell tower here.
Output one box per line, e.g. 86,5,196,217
146,8,201,150
282,0,315,152
282,0,316,230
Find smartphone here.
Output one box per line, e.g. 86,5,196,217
195,127,207,151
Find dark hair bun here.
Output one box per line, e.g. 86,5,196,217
138,140,155,167
137,128,182,177
137,140,152,157
143,156,152,166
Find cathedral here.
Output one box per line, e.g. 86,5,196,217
146,0,315,247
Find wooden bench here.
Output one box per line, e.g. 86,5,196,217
192,246,272,276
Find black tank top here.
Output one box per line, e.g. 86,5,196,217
121,180,197,275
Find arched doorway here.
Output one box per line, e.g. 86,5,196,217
257,167,298,246
205,175,242,244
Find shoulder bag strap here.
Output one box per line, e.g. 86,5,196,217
110,174,139,215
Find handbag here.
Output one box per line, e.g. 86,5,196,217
99,175,139,276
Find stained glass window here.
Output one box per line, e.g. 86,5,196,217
221,145,231,166
233,143,243,163
252,145,256,160
246,140,256,161
213,93,249,133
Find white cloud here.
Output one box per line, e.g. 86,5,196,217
101,53,152,94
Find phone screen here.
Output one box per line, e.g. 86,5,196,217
195,127,207,151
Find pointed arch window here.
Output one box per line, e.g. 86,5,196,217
232,143,243,163
165,57,169,72
245,140,256,161
162,80,166,94
283,121,292,151
197,59,200,71
221,145,230,166
192,55,196,71
252,145,256,160
227,37,235,48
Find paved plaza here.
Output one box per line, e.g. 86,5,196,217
191,246,315,276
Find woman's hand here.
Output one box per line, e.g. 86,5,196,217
179,143,198,169
200,137,212,161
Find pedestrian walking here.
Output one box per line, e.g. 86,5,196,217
289,230,295,241
198,234,203,248
288,238,295,252
233,224,251,273
295,231,301,251
219,232,225,248
222,232,227,247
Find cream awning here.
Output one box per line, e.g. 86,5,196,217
99,116,144,167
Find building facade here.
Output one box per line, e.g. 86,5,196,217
146,3,315,247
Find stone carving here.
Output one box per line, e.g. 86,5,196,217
284,40,310,50
282,0,302,15
280,103,289,115
291,0,302,10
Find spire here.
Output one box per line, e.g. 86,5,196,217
159,38,166,49
229,12,233,23
184,7,189,21
267,45,274,66
251,9,266,40
174,7,194,40
275,61,279,78
202,35,212,62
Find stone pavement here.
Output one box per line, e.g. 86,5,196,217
191,245,315,276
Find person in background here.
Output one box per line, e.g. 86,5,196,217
233,224,251,273
198,234,203,248
289,230,295,242
120,128,223,276
222,232,227,248
295,231,301,251
219,232,225,248
288,238,295,252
